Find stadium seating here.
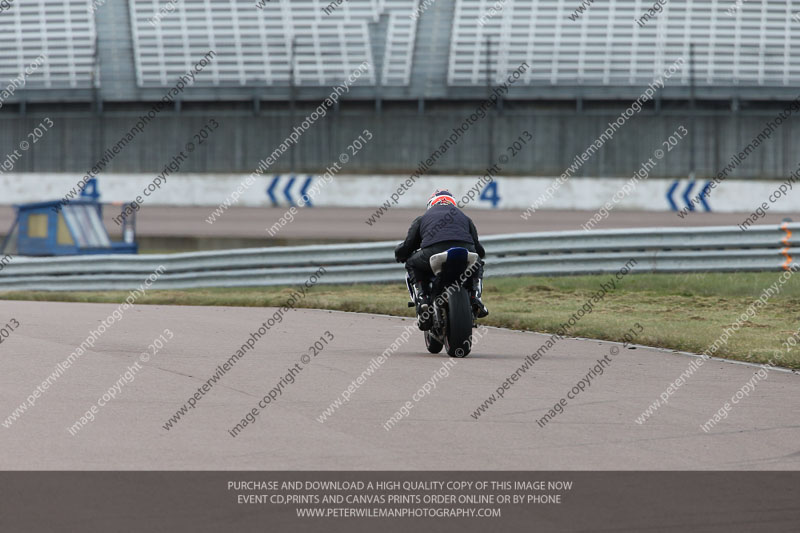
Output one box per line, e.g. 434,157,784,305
2,0,797,98
0,0,96,88
128,0,419,87
449,0,800,87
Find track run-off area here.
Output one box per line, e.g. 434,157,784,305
1,301,797,470
4,206,798,243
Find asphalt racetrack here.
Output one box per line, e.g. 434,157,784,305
103,206,800,240
2,301,797,470
2,206,798,242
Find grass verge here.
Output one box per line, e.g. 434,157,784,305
2,272,798,369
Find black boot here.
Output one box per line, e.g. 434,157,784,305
470,273,489,318
472,296,489,318
414,281,433,330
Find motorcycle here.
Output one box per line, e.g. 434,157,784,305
406,247,481,358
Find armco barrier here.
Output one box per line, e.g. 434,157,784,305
0,224,796,291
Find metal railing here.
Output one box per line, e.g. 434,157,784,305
0,224,796,292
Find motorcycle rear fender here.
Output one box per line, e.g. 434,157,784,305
429,247,479,275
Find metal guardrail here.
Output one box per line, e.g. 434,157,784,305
0,224,796,292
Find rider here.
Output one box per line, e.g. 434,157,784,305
394,189,488,330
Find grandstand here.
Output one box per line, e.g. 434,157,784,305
1,0,798,104
0,0,96,89
0,0,798,178
449,0,800,90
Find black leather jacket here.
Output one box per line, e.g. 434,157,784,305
394,204,485,262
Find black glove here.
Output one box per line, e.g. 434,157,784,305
394,243,406,263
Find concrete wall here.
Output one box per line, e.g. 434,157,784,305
0,106,797,179
3,174,798,215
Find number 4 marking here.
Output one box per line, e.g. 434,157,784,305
480,181,501,208
81,178,100,200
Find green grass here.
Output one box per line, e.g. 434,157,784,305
3,272,799,368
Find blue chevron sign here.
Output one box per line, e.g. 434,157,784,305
266,175,315,207
666,179,712,212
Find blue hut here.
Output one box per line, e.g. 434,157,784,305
1,181,138,257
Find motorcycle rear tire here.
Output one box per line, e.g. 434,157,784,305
444,288,472,357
